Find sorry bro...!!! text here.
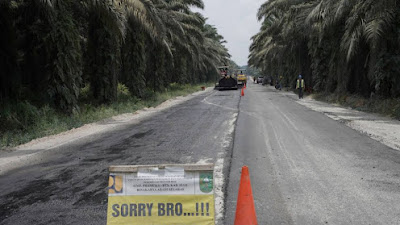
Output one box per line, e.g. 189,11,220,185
111,202,211,218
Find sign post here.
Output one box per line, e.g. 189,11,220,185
107,164,215,225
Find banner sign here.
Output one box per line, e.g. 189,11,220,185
107,164,215,225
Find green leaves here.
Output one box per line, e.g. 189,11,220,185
250,0,400,97
0,0,230,114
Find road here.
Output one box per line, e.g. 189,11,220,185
1,82,400,225
225,82,400,224
0,89,239,225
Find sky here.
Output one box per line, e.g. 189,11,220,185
194,0,266,66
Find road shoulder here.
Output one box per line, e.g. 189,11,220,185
275,87,400,151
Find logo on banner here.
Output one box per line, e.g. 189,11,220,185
108,175,123,194
199,172,213,193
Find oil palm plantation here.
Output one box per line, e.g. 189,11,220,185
0,0,231,113
250,0,400,97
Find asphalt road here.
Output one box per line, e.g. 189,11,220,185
2,82,400,225
0,89,240,225
225,82,400,224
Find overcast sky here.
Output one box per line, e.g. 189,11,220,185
195,0,265,66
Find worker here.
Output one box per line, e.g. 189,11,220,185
276,75,283,90
296,74,305,99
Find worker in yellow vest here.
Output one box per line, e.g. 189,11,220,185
296,75,305,99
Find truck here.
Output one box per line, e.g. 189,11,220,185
235,69,247,87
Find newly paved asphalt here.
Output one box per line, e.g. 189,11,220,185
225,82,400,224
0,89,240,225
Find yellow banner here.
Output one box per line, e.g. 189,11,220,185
107,195,215,225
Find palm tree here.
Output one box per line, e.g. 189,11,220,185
9,0,84,112
84,0,170,102
146,0,229,86
0,0,18,102
85,0,124,103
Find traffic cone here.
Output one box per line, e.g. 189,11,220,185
241,88,244,97
234,166,257,225
244,83,246,89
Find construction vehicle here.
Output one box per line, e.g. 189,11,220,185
235,69,247,86
215,66,238,90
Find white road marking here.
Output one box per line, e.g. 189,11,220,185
196,112,238,224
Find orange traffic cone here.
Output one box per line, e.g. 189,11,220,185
241,88,244,97
234,166,257,225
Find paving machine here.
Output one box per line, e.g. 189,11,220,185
215,66,238,90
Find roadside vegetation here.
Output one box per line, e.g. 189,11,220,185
314,93,400,120
249,1,400,103
0,0,231,148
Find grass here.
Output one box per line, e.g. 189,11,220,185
0,83,212,149
313,92,400,120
